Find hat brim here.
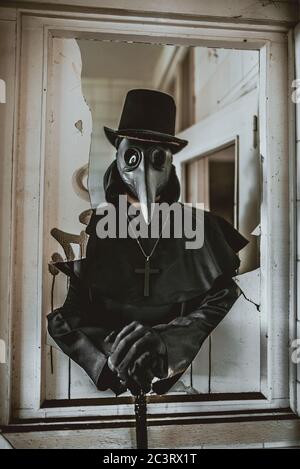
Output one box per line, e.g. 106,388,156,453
104,126,188,154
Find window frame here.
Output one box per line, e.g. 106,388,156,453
2,10,296,424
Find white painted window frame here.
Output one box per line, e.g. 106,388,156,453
2,10,297,424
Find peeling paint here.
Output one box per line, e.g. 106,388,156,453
75,119,83,134
260,1,280,8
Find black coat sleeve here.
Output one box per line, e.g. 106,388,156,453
154,275,239,379
47,276,125,395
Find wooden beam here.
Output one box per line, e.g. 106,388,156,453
0,1,299,26
3,417,300,448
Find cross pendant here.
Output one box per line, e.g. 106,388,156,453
135,257,160,297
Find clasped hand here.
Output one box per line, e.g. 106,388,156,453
105,321,167,393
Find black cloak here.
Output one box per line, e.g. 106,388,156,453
47,162,248,395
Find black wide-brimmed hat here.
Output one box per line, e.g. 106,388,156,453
104,89,188,154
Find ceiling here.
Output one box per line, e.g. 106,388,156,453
77,39,171,81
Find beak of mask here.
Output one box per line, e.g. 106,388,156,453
116,138,173,225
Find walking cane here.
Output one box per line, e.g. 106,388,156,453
134,390,148,449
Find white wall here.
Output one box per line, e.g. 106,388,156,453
0,17,16,426
194,48,259,121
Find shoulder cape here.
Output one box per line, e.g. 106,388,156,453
52,208,248,307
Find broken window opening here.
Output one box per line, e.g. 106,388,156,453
45,37,262,404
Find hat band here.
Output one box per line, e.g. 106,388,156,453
117,132,181,146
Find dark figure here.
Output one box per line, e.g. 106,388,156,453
48,89,248,396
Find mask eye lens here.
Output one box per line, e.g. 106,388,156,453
151,148,167,170
124,148,141,169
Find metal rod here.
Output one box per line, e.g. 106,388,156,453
134,391,148,449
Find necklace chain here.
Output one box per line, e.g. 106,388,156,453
127,213,170,261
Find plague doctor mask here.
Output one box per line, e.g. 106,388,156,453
104,89,188,224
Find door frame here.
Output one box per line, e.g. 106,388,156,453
179,136,239,229
1,9,296,424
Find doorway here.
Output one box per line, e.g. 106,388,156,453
185,143,236,227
